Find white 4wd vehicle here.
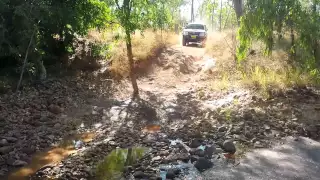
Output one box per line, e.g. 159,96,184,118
182,23,208,47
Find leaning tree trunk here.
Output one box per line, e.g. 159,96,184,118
125,30,139,99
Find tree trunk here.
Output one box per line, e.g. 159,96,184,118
290,26,295,60
312,1,319,64
211,6,215,31
125,30,139,99
191,0,194,22
232,0,243,26
219,0,222,31
223,9,231,29
314,40,319,66
267,34,273,55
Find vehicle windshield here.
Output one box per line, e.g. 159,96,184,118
185,24,205,30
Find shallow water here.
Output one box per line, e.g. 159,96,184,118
7,132,95,180
160,162,202,180
95,147,150,180
142,124,161,133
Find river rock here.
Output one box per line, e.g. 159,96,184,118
215,147,223,153
0,146,12,154
254,141,264,148
13,160,28,167
306,125,317,134
54,123,61,128
264,124,271,131
232,126,242,134
134,171,147,178
190,139,202,148
190,155,199,163
150,177,162,180
223,140,236,154
159,150,169,156
152,156,161,162
194,157,213,172
166,169,176,179
0,139,8,146
166,108,182,120
195,150,205,157
5,137,18,143
204,145,215,158
47,135,55,140
48,104,63,114
189,148,198,155
0,169,4,177
218,126,227,132
177,153,190,163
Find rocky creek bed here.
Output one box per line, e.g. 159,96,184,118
26,85,320,180
1,47,320,179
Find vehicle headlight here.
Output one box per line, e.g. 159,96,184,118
183,31,188,35
199,32,205,36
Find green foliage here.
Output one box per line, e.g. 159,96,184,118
0,0,113,73
237,0,320,69
199,0,218,29
91,43,112,59
95,147,148,180
105,0,184,34
0,0,186,86
200,0,237,30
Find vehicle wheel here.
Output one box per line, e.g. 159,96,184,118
201,40,206,48
182,38,187,46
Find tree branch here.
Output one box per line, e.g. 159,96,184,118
114,0,121,9
16,27,37,91
129,0,133,12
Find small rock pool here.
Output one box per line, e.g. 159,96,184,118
95,147,151,180
95,139,236,180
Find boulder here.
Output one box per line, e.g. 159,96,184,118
223,139,236,154
194,157,213,172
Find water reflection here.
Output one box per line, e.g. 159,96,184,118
95,147,150,180
7,132,95,180
142,124,161,133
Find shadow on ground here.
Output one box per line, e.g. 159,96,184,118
202,136,320,180
24,85,320,180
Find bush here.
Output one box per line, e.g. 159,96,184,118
0,0,114,77
206,30,320,95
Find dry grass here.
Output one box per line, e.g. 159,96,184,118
205,30,319,95
108,30,179,78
